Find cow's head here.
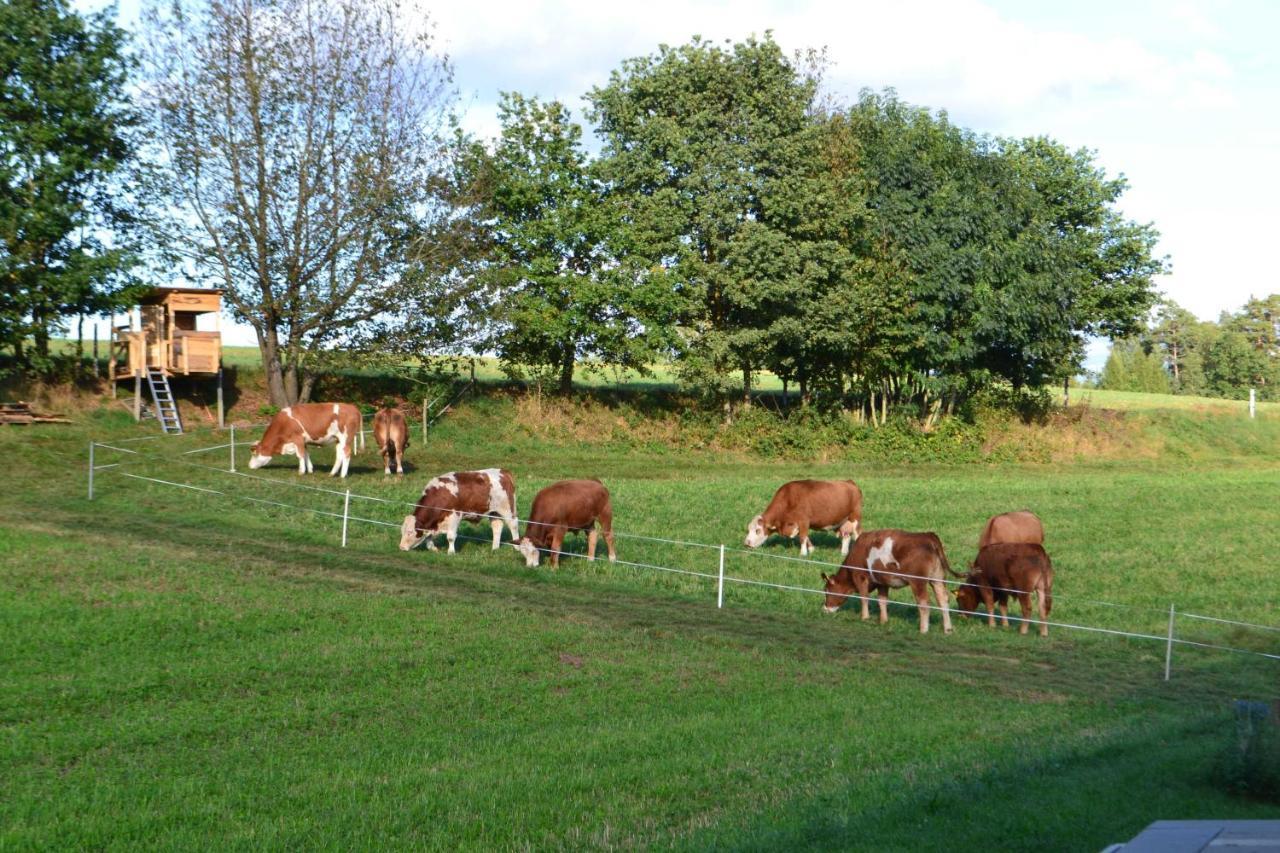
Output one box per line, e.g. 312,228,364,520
247,440,272,469
820,571,854,613
400,515,430,551
512,537,540,567
744,514,770,548
954,575,981,615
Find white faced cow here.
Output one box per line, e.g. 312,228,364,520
399,468,518,553
513,479,616,569
744,479,863,556
372,407,409,476
249,403,363,477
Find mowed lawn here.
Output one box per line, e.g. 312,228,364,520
2,409,1279,849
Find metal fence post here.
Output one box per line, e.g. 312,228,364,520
342,489,351,547
229,424,236,472
1164,603,1175,681
717,544,725,608
1249,388,1256,419
88,441,95,500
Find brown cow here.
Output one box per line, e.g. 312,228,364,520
399,468,518,553
977,510,1045,549
248,402,363,477
744,479,863,556
372,407,409,476
821,529,954,634
955,543,1054,636
513,479,616,569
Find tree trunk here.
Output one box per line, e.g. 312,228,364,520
742,364,751,406
299,370,317,404
257,327,292,407
557,344,575,395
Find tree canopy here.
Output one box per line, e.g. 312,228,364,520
0,0,138,369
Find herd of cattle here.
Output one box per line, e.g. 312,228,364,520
247,402,1055,636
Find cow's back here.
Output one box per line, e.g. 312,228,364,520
529,479,610,529
978,510,1044,549
845,528,947,582
768,479,861,526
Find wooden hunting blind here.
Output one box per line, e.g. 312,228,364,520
108,287,226,433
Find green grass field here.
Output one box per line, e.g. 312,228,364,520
3,400,1279,849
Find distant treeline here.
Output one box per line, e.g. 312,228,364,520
1101,295,1280,400
2,0,1166,418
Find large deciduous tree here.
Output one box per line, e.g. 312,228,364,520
587,35,823,401
137,0,454,405
455,94,679,392
0,0,138,369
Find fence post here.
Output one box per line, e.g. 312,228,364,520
1249,388,1256,419
422,398,428,441
1164,603,1176,681
229,424,236,472
717,544,725,609
341,489,351,547
88,441,95,500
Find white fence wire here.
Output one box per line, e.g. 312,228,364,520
86,435,1280,672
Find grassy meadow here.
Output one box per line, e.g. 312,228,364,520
2,392,1279,849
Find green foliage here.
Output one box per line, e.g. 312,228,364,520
1203,331,1273,400
0,0,139,370
1101,338,1172,393
456,94,679,392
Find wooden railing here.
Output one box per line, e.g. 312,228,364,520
110,328,221,376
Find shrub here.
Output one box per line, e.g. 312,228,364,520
1215,701,1280,804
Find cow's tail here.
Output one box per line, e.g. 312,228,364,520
933,534,965,578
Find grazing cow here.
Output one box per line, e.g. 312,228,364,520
744,479,863,556
821,529,954,634
372,407,409,475
249,402,363,477
977,510,1045,549
513,479,616,569
399,469,518,553
955,543,1054,636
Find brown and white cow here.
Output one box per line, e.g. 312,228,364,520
955,542,1054,637
821,529,954,634
977,510,1045,549
399,469,518,553
372,407,409,476
249,402,363,477
744,479,863,556
513,479,616,569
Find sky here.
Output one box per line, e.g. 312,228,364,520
81,0,1280,367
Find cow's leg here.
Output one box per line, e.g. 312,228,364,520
305,450,314,474
877,587,890,624
586,528,598,561
604,528,616,562
490,518,503,550
341,438,352,478
933,580,952,634
1017,592,1032,635
1037,587,1049,637
798,523,812,556
296,446,308,475
913,583,930,633
549,528,565,569
329,434,345,476
395,444,405,475
445,512,460,554
854,574,870,620
981,587,997,628
998,600,1010,627
382,447,391,476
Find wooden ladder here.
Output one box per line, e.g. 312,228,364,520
145,368,183,434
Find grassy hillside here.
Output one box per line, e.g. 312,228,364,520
2,402,1278,848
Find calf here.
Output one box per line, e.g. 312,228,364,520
955,543,1054,636
744,479,863,556
399,468,518,553
513,479,616,569
821,529,954,634
372,407,409,475
977,510,1044,549
248,402,363,477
